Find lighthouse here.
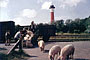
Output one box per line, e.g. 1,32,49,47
49,5,55,24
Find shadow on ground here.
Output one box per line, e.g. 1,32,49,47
30,55,38,57
44,50,49,53
0,47,7,50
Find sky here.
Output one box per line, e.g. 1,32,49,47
0,0,90,25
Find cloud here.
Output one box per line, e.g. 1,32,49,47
39,0,86,9
59,0,84,8
41,1,52,10
0,0,9,7
55,16,70,20
21,9,37,18
55,16,74,23
40,0,84,9
13,17,31,25
0,9,10,21
37,0,43,3
12,9,37,25
13,17,23,25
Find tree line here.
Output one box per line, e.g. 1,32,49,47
52,16,90,33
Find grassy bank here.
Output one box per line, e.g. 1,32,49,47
0,50,30,60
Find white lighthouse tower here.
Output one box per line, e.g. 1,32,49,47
49,5,55,24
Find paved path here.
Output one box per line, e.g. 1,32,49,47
0,41,90,60
0,43,15,54
24,41,90,60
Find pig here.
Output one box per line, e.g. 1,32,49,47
48,45,61,60
38,40,45,52
58,44,75,60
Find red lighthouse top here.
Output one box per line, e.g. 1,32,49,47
49,5,55,24
49,5,55,9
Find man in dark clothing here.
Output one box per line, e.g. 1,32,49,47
30,21,38,47
30,21,36,33
5,30,11,46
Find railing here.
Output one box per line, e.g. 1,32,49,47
7,38,23,55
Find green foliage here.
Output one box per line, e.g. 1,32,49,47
54,16,90,33
53,20,64,33
0,53,8,60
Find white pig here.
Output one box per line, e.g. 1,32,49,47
49,45,61,60
58,44,75,60
38,40,45,52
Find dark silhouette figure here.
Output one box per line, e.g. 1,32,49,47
5,30,11,46
30,21,36,33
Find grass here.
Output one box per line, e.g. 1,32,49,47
0,53,7,60
0,50,30,60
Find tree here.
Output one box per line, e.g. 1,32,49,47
15,24,20,33
54,20,64,33
69,18,86,33
65,19,72,25
83,16,90,33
